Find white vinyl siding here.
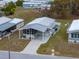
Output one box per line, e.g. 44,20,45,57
16,22,24,29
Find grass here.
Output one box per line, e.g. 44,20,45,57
9,7,42,23
0,31,30,52
37,20,71,54
37,20,79,58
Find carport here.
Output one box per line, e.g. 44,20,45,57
0,21,17,38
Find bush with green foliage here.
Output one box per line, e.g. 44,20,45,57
16,0,23,7
2,2,16,15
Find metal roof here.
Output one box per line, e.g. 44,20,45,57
27,17,55,28
11,18,24,24
22,23,47,32
0,16,12,25
21,17,56,32
3,0,17,3
25,0,50,1
67,20,79,33
23,0,52,5
0,22,15,31
0,17,24,31
0,1,5,7
23,2,42,4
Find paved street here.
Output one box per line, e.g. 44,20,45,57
0,51,78,59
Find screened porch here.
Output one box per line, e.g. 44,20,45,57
19,28,51,40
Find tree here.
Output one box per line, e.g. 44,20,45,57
2,2,16,15
42,0,79,19
16,0,23,7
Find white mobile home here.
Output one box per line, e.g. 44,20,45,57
0,0,17,8
3,0,17,3
67,20,79,43
23,0,51,10
19,17,60,40
24,0,53,3
0,17,24,39
0,1,5,8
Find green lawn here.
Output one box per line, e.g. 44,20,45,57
37,20,79,58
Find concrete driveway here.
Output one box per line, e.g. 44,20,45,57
20,31,55,55
20,40,42,54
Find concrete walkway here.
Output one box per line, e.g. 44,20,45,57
20,30,56,55
20,32,52,54
20,40,42,54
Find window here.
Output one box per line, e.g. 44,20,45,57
55,28,58,31
71,33,79,38
71,33,74,38
75,34,77,38
23,29,27,34
78,34,79,38
53,25,58,32
25,4,30,7
23,29,38,34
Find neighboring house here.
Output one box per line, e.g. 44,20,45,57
24,0,52,2
0,0,17,8
0,1,5,8
19,17,60,40
3,0,17,3
23,0,53,10
0,16,24,39
67,20,79,43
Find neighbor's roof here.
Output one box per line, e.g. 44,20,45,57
24,0,49,1
23,0,53,4
0,22,15,31
0,1,6,6
0,18,24,31
23,2,42,4
3,0,17,3
21,17,56,32
67,20,79,33
0,16,12,25
11,18,24,24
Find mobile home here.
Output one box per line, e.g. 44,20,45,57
23,0,52,10
19,17,60,40
67,20,79,43
0,17,24,39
